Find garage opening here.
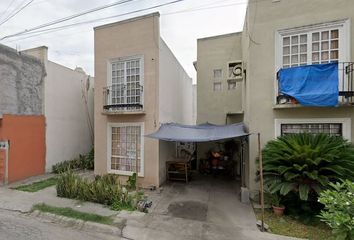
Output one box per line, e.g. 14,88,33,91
146,123,256,229
147,122,249,196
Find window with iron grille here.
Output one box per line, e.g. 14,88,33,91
276,20,350,104
281,123,342,136
110,124,143,175
281,29,340,68
109,57,143,111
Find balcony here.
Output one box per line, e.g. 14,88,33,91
103,85,144,114
276,62,354,108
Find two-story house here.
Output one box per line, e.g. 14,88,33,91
197,0,354,195
242,0,354,192
94,12,194,188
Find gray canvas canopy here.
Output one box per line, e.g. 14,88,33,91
146,122,249,142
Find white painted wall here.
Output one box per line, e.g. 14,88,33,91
159,38,194,125
158,38,194,184
44,61,94,171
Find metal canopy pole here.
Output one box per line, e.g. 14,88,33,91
135,132,139,189
258,133,265,232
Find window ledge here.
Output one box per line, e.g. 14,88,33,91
107,170,144,177
102,110,146,115
273,103,354,109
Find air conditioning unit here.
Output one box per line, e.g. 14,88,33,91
228,61,243,80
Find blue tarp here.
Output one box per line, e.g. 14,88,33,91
278,62,339,107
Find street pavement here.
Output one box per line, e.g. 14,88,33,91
0,209,124,240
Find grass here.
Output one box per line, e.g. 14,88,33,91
12,177,58,192
33,203,114,225
255,209,334,240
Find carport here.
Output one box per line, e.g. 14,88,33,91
146,122,250,195
145,122,265,233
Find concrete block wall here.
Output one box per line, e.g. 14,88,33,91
0,44,45,115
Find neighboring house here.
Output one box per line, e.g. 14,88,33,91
195,33,245,179
0,44,94,184
0,44,46,184
242,0,354,192
94,12,194,188
22,46,94,172
196,32,244,125
197,0,354,194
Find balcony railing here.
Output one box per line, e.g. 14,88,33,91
276,62,354,106
103,84,143,112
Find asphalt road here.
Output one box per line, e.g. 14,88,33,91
0,209,123,240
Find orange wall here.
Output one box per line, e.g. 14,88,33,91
0,115,45,183
0,150,5,184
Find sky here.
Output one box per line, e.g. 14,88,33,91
0,0,247,81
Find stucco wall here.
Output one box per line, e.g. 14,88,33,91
94,13,160,187
159,39,194,125
0,114,45,183
243,0,354,191
158,39,194,184
158,140,176,184
196,33,243,125
43,61,94,171
0,44,45,115
22,46,95,172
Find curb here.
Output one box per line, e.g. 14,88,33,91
30,210,122,236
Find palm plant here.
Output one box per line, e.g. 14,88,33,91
262,133,354,201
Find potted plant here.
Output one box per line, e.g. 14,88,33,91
270,192,285,216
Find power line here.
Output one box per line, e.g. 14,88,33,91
162,1,248,16
1,0,187,42
1,0,253,44
0,0,137,40
0,0,17,21
10,1,246,40
0,0,35,27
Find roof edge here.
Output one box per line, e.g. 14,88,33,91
94,12,160,30
198,31,242,41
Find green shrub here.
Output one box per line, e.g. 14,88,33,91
262,134,354,202
127,173,137,190
56,171,81,198
318,180,354,240
79,148,94,170
111,190,145,211
56,171,143,210
52,148,94,173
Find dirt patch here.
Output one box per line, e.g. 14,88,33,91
167,201,207,221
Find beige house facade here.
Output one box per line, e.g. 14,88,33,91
197,0,354,193
196,32,244,125
94,13,193,188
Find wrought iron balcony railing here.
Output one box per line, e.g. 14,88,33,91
103,84,143,112
276,62,354,105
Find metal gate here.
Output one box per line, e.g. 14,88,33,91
0,141,9,185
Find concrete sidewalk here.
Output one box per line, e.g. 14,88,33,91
0,173,300,240
1,171,116,216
